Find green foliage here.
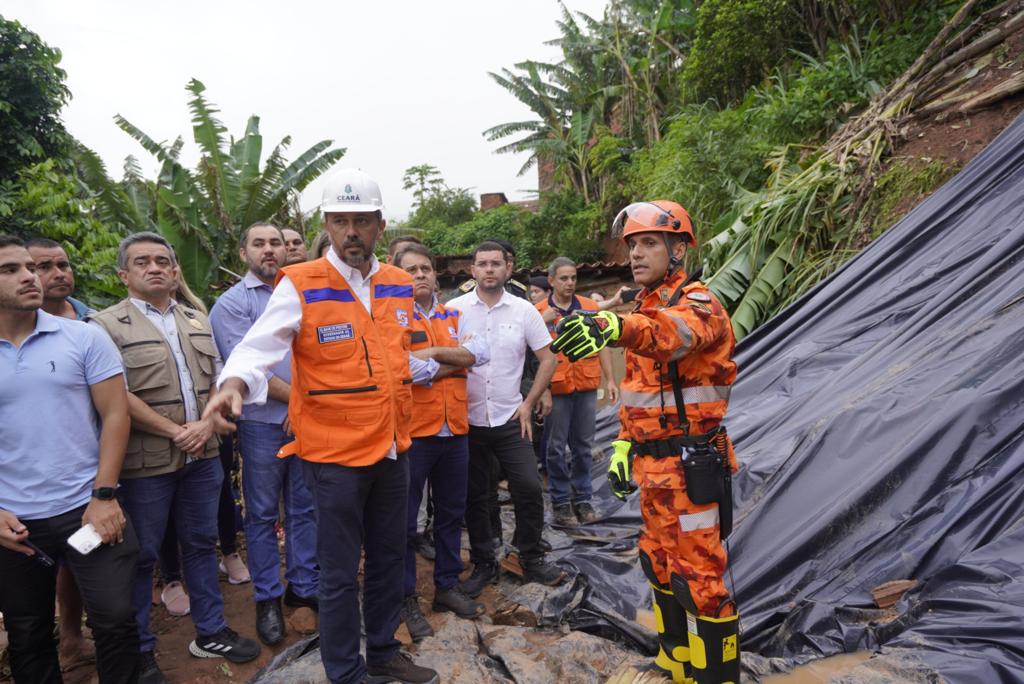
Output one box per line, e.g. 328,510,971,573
402,164,445,208
104,79,346,298
409,186,477,233
421,190,603,267
0,16,71,183
681,0,790,103
868,157,959,235
628,103,767,235
0,158,124,305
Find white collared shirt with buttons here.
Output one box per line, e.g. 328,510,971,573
447,287,552,428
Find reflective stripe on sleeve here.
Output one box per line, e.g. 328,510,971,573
667,317,694,361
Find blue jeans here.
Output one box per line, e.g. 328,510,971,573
119,457,226,651
302,456,408,684
404,436,468,596
238,421,318,602
545,391,597,506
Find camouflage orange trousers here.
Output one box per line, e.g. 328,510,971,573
634,454,732,617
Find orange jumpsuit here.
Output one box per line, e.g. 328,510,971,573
615,269,737,616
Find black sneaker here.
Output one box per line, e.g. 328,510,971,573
188,627,261,663
284,584,319,612
575,501,599,524
553,503,578,527
432,586,484,619
367,650,439,684
139,651,168,684
460,561,499,599
400,595,434,642
522,558,568,587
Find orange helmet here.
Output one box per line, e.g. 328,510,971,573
612,200,696,247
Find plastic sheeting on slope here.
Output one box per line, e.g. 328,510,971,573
720,108,1024,681
565,112,1024,682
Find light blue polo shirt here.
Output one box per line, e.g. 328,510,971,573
0,311,124,519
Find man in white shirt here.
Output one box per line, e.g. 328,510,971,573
203,169,438,684
448,240,567,594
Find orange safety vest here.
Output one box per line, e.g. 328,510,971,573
537,295,603,395
408,300,469,437
278,258,414,466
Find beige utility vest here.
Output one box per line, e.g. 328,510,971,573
90,299,220,478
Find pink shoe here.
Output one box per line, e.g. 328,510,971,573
161,581,190,617
219,552,251,585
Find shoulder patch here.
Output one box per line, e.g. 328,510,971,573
687,291,711,303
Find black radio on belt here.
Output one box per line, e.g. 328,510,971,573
680,444,726,506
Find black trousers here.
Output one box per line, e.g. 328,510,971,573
0,504,140,683
302,456,407,684
467,418,545,563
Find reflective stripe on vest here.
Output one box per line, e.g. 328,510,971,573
621,385,731,409
280,258,414,465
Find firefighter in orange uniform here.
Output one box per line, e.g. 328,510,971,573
552,200,739,684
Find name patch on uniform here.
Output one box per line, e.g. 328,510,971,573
317,323,354,344
396,309,410,327
687,292,711,303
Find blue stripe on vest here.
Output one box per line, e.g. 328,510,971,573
374,284,413,299
303,287,356,304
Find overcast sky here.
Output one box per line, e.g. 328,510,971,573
5,0,607,223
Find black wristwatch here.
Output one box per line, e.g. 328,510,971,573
91,487,116,501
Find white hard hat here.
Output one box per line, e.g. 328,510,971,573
320,168,384,215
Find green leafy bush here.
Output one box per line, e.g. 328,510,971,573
681,0,791,103
627,103,768,239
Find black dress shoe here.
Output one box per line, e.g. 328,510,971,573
284,584,319,612
400,595,434,642
460,561,499,599
522,558,568,586
139,651,169,684
432,586,484,619
256,597,285,645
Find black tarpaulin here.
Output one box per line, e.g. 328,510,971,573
565,112,1024,681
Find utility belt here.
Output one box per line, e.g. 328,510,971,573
632,425,734,540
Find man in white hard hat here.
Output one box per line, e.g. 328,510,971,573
204,169,439,684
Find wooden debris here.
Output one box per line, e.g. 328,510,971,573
871,579,919,609
500,552,524,578
960,71,1024,111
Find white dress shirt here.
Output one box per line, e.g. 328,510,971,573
219,249,400,459
447,287,551,427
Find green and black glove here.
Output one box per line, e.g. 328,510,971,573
608,440,638,501
552,311,623,361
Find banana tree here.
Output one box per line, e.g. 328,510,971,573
112,78,346,297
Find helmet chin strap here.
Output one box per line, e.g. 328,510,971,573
661,234,684,285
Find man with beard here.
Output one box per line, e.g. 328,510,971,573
25,238,93,320
448,241,567,595
281,228,308,265
204,169,439,684
209,224,319,646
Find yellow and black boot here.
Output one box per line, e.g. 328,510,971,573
671,575,740,684
640,552,694,683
